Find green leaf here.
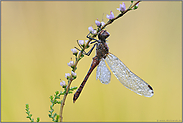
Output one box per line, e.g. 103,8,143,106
53,99,57,104
73,76,76,79
71,66,75,70
25,104,29,108
49,110,53,114
81,53,84,58
36,117,40,122
50,105,53,110
56,115,59,122
55,91,59,95
31,118,34,122
48,114,52,117
26,111,30,114
131,1,133,3
53,113,57,117
55,95,60,99
70,86,77,90
50,96,53,100
134,6,138,10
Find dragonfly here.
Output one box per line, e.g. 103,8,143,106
73,30,154,103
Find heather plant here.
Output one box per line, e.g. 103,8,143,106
25,1,140,122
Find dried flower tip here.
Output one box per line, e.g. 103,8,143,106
78,40,84,46
71,48,77,54
60,81,66,86
95,18,101,27
88,26,94,32
65,73,71,79
67,61,74,67
106,11,115,20
71,71,77,77
101,21,105,26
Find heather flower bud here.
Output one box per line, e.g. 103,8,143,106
117,2,126,12
92,30,97,35
88,26,94,32
78,40,84,46
71,71,77,77
71,48,77,54
67,61,74,67
95,18,101,27
60,81,66,87
101,21,105,26
106,11,115,20
65,73,71,79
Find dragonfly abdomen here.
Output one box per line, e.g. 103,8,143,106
73,56,100,103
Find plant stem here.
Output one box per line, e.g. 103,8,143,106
59,1,140,122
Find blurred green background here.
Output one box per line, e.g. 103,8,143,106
1,1,182,122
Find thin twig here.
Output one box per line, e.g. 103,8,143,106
59,1,140,122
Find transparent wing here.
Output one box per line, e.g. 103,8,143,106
96,58,111,84
106,53,154,97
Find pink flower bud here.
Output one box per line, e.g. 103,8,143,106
67,61,74,67
106,11,115,20
60,81,66,86
92,30,97,35
78,40,84,46
88,26,94,32
117,2,126,12
101,21,105,26
95,18,101,27
71,71,77,77
71,48,77,54
65,73,71,79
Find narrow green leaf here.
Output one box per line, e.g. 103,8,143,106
25,104,29,108
50,96,53,100
31,118,34,122
53,113,57,117
55,91,59,95
36,117,40,122
26,111,30,114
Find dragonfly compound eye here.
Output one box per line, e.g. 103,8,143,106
98,30,110,41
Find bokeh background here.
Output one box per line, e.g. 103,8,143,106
1,1,182,122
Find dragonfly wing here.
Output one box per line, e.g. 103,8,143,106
106,53,154,97
96,58,111,84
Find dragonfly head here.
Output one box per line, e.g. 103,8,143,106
98,30,110,41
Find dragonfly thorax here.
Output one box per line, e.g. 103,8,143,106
96,42,109,59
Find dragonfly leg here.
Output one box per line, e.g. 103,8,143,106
86,32,100,42
74,40,88,55
76,40,84,49
85,43,97,56
74,42,97,56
